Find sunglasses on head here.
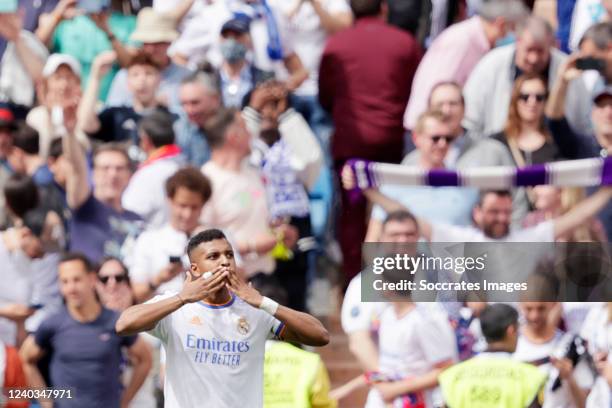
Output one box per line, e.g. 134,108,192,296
430,135,455,144
518,93,546,103
98,274,129,285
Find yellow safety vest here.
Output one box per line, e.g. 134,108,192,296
439,354,547,408
263,341,335,408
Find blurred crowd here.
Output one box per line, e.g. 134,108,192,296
0,0,611,407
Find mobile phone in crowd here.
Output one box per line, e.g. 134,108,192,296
576,57,606,73
169,255,182,264
0,0,17,14
78,0,110,14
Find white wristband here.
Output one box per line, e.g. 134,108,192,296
259,296,279,316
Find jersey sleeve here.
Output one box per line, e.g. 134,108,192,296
145,292,178,343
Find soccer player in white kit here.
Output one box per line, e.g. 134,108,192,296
115,229,329,407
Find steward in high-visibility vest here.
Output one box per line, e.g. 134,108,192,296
439,304,547,408
264,340,336,408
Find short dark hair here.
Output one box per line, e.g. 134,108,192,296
13,122,39,155
204,108,239,150
127,50,161,70
4,173,39,218
480,303,518,343
579,21,612,50
186,229,228,258
478,190,512,206
382,210,418,229
350,0,383,18
140,108,175,148
48,138,63,159
165,167,212,202
59,252,94,273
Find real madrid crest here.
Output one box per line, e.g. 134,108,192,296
237,316,250,335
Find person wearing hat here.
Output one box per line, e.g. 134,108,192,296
36,0,138,101
106,7,192,112
218,17,274,108
25,53,90,160
546,52,612,242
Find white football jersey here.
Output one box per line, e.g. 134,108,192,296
146,292,284,408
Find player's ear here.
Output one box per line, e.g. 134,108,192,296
190,262,198,275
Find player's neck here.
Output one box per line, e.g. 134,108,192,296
203,287,233,305
68,298,102,323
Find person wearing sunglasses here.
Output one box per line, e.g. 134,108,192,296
365,109,478,242
489,74,562,169
96,257,134,312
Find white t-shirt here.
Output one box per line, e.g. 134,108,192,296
268,0,350,96
431,220,555,243
563,302,604,334
146,291,284,408
580,304,612,408
127,224,191,295
201,161,274,277
121,156,183,230
365,305,458,408
514,330,594,408
340,273,387,334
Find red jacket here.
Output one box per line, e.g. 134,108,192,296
319,17,421,163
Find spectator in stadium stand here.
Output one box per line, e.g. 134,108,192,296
318,0,421,283
577,22,612,90
404,0,528,131
215,17,273,109
0,11,48,110
81,51,165,162
269,0,352,150
26,54,90,159
363,265,457,408
115,228,329,408
106,7,192,111
63,101,145,263
581,303,612,408
0,339,29,408
463,16,593,141
568,0,612,52
200,108,298,280
365,110,477,242
121,108,185,229
514,302,593,408
341,210,419,372
36,0,138,101
20,253,152,408
175,71,221,167
439,304,547,408
8,123,54,187
243,81,323,311
0,107,16,227
127,168,212,303
346,171,612,243
546,57,612,241
96,256,159,408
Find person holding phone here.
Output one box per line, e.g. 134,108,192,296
115,228,329,408
126,168,213,303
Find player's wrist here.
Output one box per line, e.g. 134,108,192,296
259,296,279,315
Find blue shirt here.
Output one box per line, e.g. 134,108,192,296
34,306,137,408
372,184,478,226
69,193,144,264
174,116,210,168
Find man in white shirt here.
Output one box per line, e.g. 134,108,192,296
359,186,612,243
116,228,329,408
341,209,420,372
122,108,185,229
127,167,212,302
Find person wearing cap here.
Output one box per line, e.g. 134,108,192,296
106,7,192,112
36,0,137,101
26,53,90,160
546,52,612,241
218,17,273,108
